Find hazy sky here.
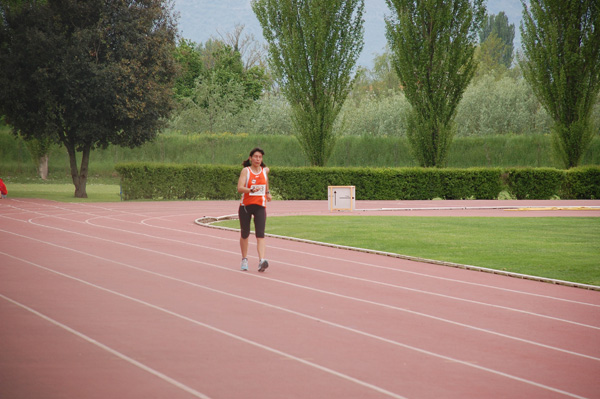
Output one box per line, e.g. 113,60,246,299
173,0,525,69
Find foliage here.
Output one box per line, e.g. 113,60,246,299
519,0,600,168
170,38,269,134
0,0,178,197
252,0,365,166
116,163,239,200
337,92,411,137
21,135,53,179
455,74,553,136
385,0,486,167
562,167,600,199
503,167,565,199
116,162,600,201
171,75,256,134
473,33,509,79
173,38,206,100
3,127,599,179
479,11,515,68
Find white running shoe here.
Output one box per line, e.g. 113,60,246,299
240,258,249,271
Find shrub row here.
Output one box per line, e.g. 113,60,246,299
115,163,600,201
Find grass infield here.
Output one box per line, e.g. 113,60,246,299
218,216,600,287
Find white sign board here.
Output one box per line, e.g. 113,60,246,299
328,186,355,211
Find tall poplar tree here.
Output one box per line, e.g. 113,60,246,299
385,0,485,167
0,0,177,197
520,0,600,168
252,0,364,166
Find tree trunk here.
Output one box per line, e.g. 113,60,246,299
38,154,49,180
65,140,91,198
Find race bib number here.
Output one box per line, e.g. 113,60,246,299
250,184,266,196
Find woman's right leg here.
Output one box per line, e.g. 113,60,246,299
238,205,252,268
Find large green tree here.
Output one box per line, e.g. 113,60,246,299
252,0,364,166
0,0,177,197
520,0,600,168
385,0,485,167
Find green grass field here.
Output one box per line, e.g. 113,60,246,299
6,182,122,202
218,216,600,286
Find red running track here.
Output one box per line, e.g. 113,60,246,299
1,198,599,399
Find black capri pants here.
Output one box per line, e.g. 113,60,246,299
238,204,266,239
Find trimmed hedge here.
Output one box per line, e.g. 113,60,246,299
504,168,565,199
115,163,600,201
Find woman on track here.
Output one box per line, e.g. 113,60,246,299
237,147,272,272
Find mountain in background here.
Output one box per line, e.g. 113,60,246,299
173,0,524,69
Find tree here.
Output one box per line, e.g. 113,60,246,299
520,0,600,168
173,39,206,100
474,32,509,79
0,0,177,197
216,23,267,71
170,39,269,134
370,47,402,95
252,0,365,166
479,12,515,68
385,0,485,167
23,136,53,180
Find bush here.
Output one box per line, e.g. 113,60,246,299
115,163,239,200
562,167,600,199
504,168,565,199
455,74,553,136
116,163,600,201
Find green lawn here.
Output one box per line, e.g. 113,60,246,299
6,183,122,202
218,216,600,286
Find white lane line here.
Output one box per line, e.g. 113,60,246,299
22,213,599,331
138,214,600,307
1,253,407,399
0,293,211,399
2,250,591,399
8,200,599,306
2,217,600,356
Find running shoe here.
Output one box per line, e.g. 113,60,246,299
258,259,269,272
240,258,249,271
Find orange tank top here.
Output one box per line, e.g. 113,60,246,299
241,167,268,207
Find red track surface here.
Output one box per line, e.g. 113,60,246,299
1,198,599,399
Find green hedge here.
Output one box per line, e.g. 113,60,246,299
562,166,600,199
115,163,600,200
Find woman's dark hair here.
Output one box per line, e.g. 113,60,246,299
242,147,266,167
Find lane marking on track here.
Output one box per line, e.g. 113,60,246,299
0,293,212,399
3,210,600,333
23,211,600,329
2,228,600,365
2,250,592,399
8,200,600,302
18,212,600,330
1,253,407,399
